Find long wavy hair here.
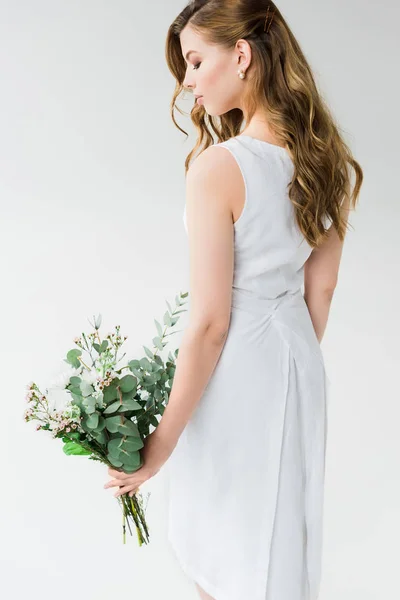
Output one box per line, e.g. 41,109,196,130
165,0,363,247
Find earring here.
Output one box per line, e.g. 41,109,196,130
237,68,246,79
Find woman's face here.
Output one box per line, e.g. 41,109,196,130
180,24,250,116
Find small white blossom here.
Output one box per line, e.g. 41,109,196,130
49,365,82,390
47,389,72,413
139,389,150,400
81,369,101,385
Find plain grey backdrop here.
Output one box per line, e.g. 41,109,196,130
1,1,399,598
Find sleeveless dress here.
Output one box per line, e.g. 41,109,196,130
165,134,330,600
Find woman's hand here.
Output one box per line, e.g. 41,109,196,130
103,430,172,498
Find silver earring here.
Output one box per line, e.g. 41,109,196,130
237,68,246,79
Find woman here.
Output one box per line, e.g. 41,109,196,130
104,1,363,599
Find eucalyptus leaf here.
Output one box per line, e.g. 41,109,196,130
154,319,163,337
118,419,140,437
152,336,164,351
108,437,123,456
103,400,121,414
91,430,107,445
153,355,163,367
105,416,122,433
143,346,154,360
149,415,159,427
66,348,82,368
107,454,123,468
94,415,106,432
103,385,119,404
122,450,141,469
119,375,136,393
123,437,144,452
84,412,99,429
139,357,152,372
118,399,142,412
130,368,142,379
100,340,108,353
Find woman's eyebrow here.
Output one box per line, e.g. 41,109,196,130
185,49,197,61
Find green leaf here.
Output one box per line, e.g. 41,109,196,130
103,385,119,404
83,413,99,429
66,349,82,369
154,388,162,401
139,357,152,372
80,381,94,397
166,300,173,313
93,342,101,353
143,373,157,386
63,441,92,456
153,355,163,367
152,336,164,351
163,311,172,327
128,359,140,370
130,368,142,379
100,340,108,353
123,437,144,452
69,376,82,386
154,319,163,337
107,437,123,456
82,396,97,415
119,375,137,393
103,400,121,414
149,415,159,427
118,419,140,437
143,345,154,360
91,430,107,445
122,450,142,469
107,454,123,468
105,416,122,433
118,399,142,412
94,415,106,432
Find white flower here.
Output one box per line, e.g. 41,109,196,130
139,389,150,400
47,388,72,413
48,365,81,390
81,369,100,385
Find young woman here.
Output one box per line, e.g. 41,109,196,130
105,1,363,599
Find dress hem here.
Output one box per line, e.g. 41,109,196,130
167,534,233,600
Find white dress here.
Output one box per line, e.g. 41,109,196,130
166,135,330,600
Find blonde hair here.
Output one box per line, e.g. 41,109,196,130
165,0,363,247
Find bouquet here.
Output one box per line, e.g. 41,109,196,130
23,291,188,545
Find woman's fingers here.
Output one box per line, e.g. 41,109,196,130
104,478,122,489
114,483,140,498
108,467,130,478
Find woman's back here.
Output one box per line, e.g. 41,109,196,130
184,134,318,298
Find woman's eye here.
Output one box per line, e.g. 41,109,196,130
192,62,201,70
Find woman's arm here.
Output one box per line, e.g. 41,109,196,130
153,145,240,459
304,194,351,343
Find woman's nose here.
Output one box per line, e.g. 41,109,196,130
182,73,194,90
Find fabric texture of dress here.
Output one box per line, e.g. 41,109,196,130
165,135,331,600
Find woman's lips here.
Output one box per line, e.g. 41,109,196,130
196,97,204,104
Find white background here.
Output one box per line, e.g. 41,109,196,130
1,1,399,599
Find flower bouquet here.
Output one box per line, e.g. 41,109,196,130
23,291,188,545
